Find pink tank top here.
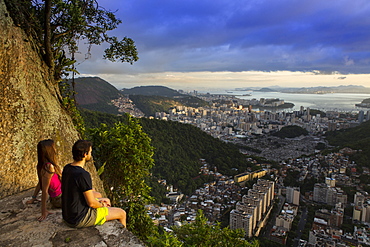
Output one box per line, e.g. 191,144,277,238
48,173,62,198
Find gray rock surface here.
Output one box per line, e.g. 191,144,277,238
0,189,145,247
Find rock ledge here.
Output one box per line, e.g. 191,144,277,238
0,189,145,247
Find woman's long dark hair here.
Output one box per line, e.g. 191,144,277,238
36,139,62,180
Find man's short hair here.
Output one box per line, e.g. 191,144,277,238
72,140,92,161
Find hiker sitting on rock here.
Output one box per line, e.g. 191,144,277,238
62,140,126,228
27,139,62,221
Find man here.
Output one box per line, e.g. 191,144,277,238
62,140,126,228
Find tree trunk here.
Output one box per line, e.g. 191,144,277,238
44,0,53,68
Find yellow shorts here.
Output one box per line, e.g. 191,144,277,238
72,207,109,228
95,207,108,226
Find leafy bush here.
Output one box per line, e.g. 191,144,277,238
88,117,155,240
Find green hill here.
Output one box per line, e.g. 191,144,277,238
80,109,253,196
71,79,208,116
68,77,122,114
122,85,209,116
326,120,370,167
272,125,308,138
128,95,182,116
121,85,182,97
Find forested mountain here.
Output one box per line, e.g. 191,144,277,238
72,78,208,116
326,120,370,167
272,125,309,138
124,86,209,116
121,85,183,97
129,94,208,116
80,109,253,195
69,77,122,114
128,95,184,116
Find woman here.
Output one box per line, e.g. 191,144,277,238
27,139,62,221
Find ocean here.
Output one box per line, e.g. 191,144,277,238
205,91,370,112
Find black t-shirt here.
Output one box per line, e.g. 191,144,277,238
62,164,93,225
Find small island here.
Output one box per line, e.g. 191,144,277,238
355,98,370,108
249,98,295,109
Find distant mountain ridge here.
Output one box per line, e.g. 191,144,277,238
123,86,209,116
71,77,208,116
71,77,122,105
235,85,370,94
121,86,183,97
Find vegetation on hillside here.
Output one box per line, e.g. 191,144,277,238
80,109,260,244
129,95,182,116
147,210,259,247
272,125,308,138
79,109,253,195
122,86,183,97
140,118,252,195
71,77,122,114
71,77,122,105
326,120,370,167
87,117,155,239
122,85,209,115
309,109,326,117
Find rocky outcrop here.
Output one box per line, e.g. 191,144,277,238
0,0,104,198
0,188,145,247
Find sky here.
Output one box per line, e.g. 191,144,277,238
76,0,370,92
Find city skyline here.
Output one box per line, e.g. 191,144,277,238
76,0,370,91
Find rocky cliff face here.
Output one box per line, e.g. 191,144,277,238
0,188,144,247
0,0,104,198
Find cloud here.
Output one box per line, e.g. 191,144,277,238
77,0,370,81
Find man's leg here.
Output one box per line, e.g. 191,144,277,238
105,207,127,227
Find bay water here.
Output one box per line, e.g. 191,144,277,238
205,90,370,112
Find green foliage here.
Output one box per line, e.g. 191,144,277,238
122,86,184,97
272,125,308,138
59,80,86,136
326,120,370,167
309,109,326,117
283,169,301,187
258,237,284,247
147,210,259,247
5,0,138,79
315,142,326,150
147,177,171,205
129,94,209,117
140,118,252,195
79,108,125,129
129,95,182,116
80,109,253,196
147,231,184,247
326,120,370,147
88,117,155,240
167,210,259,247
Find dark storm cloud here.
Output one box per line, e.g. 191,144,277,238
90,0,370,74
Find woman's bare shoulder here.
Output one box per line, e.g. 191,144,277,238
44,163,55,173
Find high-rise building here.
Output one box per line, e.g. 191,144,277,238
230,179,275,238
358,110,365,123
286,187,300,205
230,209,254,237
236,202,258,231
313,183,327,203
